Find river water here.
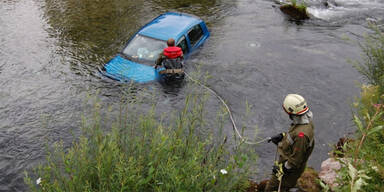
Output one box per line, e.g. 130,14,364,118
1,0,384,191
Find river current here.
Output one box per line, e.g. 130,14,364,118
1,0,384,191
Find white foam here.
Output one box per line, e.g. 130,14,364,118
306,0,384,21
306,7,346,21
332,0,383,7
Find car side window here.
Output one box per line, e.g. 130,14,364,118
177,36,189,54
187,24,203,48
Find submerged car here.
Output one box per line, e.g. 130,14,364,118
100,12,210,83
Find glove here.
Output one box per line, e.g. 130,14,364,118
268,133,284,145
272,165,280,174
272,163,292,175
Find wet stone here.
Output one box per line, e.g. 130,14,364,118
318,158,341,189
280,4,309,20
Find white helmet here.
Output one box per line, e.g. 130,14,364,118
283,94,309,115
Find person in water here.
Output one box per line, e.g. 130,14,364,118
265,94,315,192
155,38,184,77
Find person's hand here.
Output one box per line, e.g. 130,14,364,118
272,163,291,175
272,165,280,174
268,133,284,145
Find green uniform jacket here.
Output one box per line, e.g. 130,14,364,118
277,122,315,169
266,122,315,191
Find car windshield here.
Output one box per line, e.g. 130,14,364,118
122,34,167,63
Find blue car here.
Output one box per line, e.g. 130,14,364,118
101,12,210,83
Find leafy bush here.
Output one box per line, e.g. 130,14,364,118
334,86,384,191
25,92,256,192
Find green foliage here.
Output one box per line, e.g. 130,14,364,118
319,180,330,192
25,92,256,192
335,160,373,192
333,24,384,192
290,0,307,12
334,80,384,191
353,25,384,94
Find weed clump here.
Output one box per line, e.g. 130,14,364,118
353,25,384,94
25,92,256,192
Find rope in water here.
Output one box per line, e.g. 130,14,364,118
184,72,271,145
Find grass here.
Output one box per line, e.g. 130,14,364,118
333,86,384,192
332,25,384,192
290,0,307,12
24,83,257,191
353,25,384,95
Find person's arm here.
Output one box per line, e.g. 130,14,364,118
155,53,165,68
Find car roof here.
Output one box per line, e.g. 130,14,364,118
138,12,202,41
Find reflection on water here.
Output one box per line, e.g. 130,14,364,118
42,0,234,71
160,79,186,95
43,0,145,72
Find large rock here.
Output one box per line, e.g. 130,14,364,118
318,158,341,189
280,4,309,20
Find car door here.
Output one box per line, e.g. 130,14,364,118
176,35,189,55
187,24,204,52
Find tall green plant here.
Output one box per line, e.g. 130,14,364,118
335,99,384,191
354,25,384,95
25,91,256,191
332,24,384,192
334,82,384,192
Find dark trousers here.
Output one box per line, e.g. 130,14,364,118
265,165,306,192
